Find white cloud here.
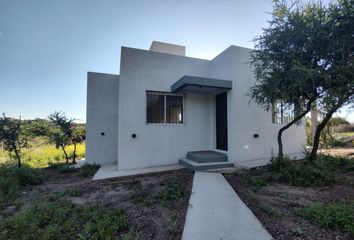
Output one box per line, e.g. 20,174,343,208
0,32,4,39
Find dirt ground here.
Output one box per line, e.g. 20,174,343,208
17,168,194,240
225,148,354,240
319,148,354,158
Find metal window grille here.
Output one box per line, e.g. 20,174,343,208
146,91,184,124
272,100,295,125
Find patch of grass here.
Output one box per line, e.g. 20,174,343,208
0,166,45,207
290,226,304,236
264,155,354,187
336,132,354,138
48,162,77,173
168,213,179,235
296,202,354,236
78,164,100,178
131,179,185,207
48,188,84,200
259,204,282,217
159,180,184,202
0,143,85,168
241,175,266,192
0,199,129,240
123,229,140,240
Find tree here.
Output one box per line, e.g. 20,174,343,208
319,116,350,148
48,127,71,163
250,0,354,160
307,0,354,160
72,124,86,143
48,111,78,164
250,0,328,159
0,114,27,167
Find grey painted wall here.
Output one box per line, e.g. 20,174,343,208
86,42,306,170
210,46,305,165
86,72,119,165
118,47,213,170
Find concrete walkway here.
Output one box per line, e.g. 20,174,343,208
93,163,183,180
182,172,273,240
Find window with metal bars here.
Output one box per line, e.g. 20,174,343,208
271,100,295,125
146,91,184,124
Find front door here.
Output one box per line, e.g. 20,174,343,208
215,92,228,151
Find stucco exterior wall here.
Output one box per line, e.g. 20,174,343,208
86,43,306,170
86,72,119,165
118,47,213,170
211,46,306,165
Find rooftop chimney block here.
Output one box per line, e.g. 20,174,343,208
149,41,185,56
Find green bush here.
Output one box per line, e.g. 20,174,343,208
265,154,354,187
0,166,45,206
333,139,346,147
296,202,354,236
0,199,129,240
266,158,335,187
78,164,100,178
159,180,184,202
48,162,77,173
241,175,266,192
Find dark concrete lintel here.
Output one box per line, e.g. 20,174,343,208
171,75,232,93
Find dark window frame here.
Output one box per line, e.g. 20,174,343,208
146,91,185,124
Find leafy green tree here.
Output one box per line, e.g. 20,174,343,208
320,117,350,148
73,124,86,143
250,0,328,158
0,114,27,167
250,0,354,160
48,127,71,163
48,111,78,164
308,0,354,159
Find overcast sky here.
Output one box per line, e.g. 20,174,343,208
0,0,352,123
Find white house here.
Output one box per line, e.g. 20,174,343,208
86,41,306,171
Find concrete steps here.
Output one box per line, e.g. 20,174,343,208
179,158,234,171
187,150,228,163
180,150,233,171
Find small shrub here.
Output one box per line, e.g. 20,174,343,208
264,155,352,187
241,175,266,192
259,204,282,217
130,187,156,206
159,180,184,202
48,188,84,200
333,139,346,147
296,202,354,236
130,179,185,207
0,166,45,206
290,226,304,236
168,213,179,235
78,164,100,178
123,229,140,240
15,167,45,186
0,199,129,240
48,162,77,173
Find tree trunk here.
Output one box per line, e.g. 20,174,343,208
310,104,318,145
72,142,77,164
14,148,21,168
61,145,69,164
277,101,314,158
309,102,344,161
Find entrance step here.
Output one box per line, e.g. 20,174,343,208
186,150,228,163
179,158,234,171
